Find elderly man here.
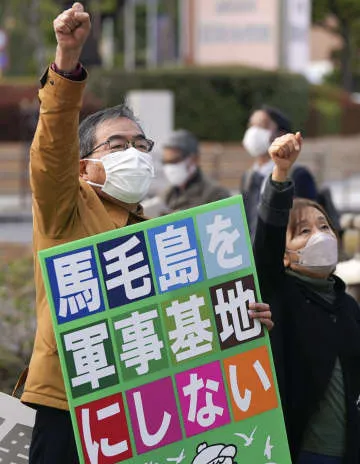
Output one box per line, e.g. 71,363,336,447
161,129,230,213
21,4,273,463
21,3,155,463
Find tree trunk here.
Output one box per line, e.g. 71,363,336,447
162,0,177,63
29,0,47,74
340,21,353,92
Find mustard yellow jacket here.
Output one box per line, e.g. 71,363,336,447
21,68,145,410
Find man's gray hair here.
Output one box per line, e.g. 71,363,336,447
162,129,199,158
79,104,143,158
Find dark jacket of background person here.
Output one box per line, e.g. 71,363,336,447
241,164,318,240
21,68,146,411
163,168,230,212
253,179,360,463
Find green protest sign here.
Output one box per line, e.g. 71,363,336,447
38,195,291,464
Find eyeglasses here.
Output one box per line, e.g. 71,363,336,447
86,134,154,157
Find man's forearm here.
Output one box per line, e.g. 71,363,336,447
54,45,82,73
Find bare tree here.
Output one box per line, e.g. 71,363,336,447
313,0,360,92
28,0,47,74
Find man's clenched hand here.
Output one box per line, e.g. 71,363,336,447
53,2,91,72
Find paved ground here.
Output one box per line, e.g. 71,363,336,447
0,222,32,244
0,195,32,244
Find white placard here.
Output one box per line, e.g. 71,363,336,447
0,393,35,462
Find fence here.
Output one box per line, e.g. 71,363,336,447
1,134,360,212
0,143,30,201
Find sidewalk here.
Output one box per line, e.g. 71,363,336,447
0,194,32,244
0,194,31,218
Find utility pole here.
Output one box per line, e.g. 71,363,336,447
29,0,47,74
146,0,158,68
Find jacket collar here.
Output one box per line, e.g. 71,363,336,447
80,179,146,228
293,272,347,313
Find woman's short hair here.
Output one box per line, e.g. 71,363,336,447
287,197,338,240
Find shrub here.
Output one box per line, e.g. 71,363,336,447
0,80,104,142
0,253,35,394
306,84,360,137
88,66,310,141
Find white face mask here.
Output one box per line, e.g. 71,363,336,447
242,126,272,158
163,159,196,187
287,231,338,275
85,147,155,203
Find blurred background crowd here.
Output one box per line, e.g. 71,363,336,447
0,0,360,393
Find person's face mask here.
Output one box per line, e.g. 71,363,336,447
163,159,196,187
242,126,272,158
287,231,338,275
85,147,155,203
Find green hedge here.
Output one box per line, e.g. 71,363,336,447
313,99,342,135
306,84,360,137
308,85,343,136
88,66,310,141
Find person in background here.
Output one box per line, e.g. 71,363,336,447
254,132,360,464
161,129,230,213
241,105,318,239
20,4,273,463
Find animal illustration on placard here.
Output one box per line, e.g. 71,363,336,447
191,442,237,464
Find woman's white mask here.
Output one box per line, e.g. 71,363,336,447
242,126,272,158
287,231,338,275
85,147,155,204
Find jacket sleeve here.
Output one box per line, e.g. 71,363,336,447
30,67,87,238
253,176,294,300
